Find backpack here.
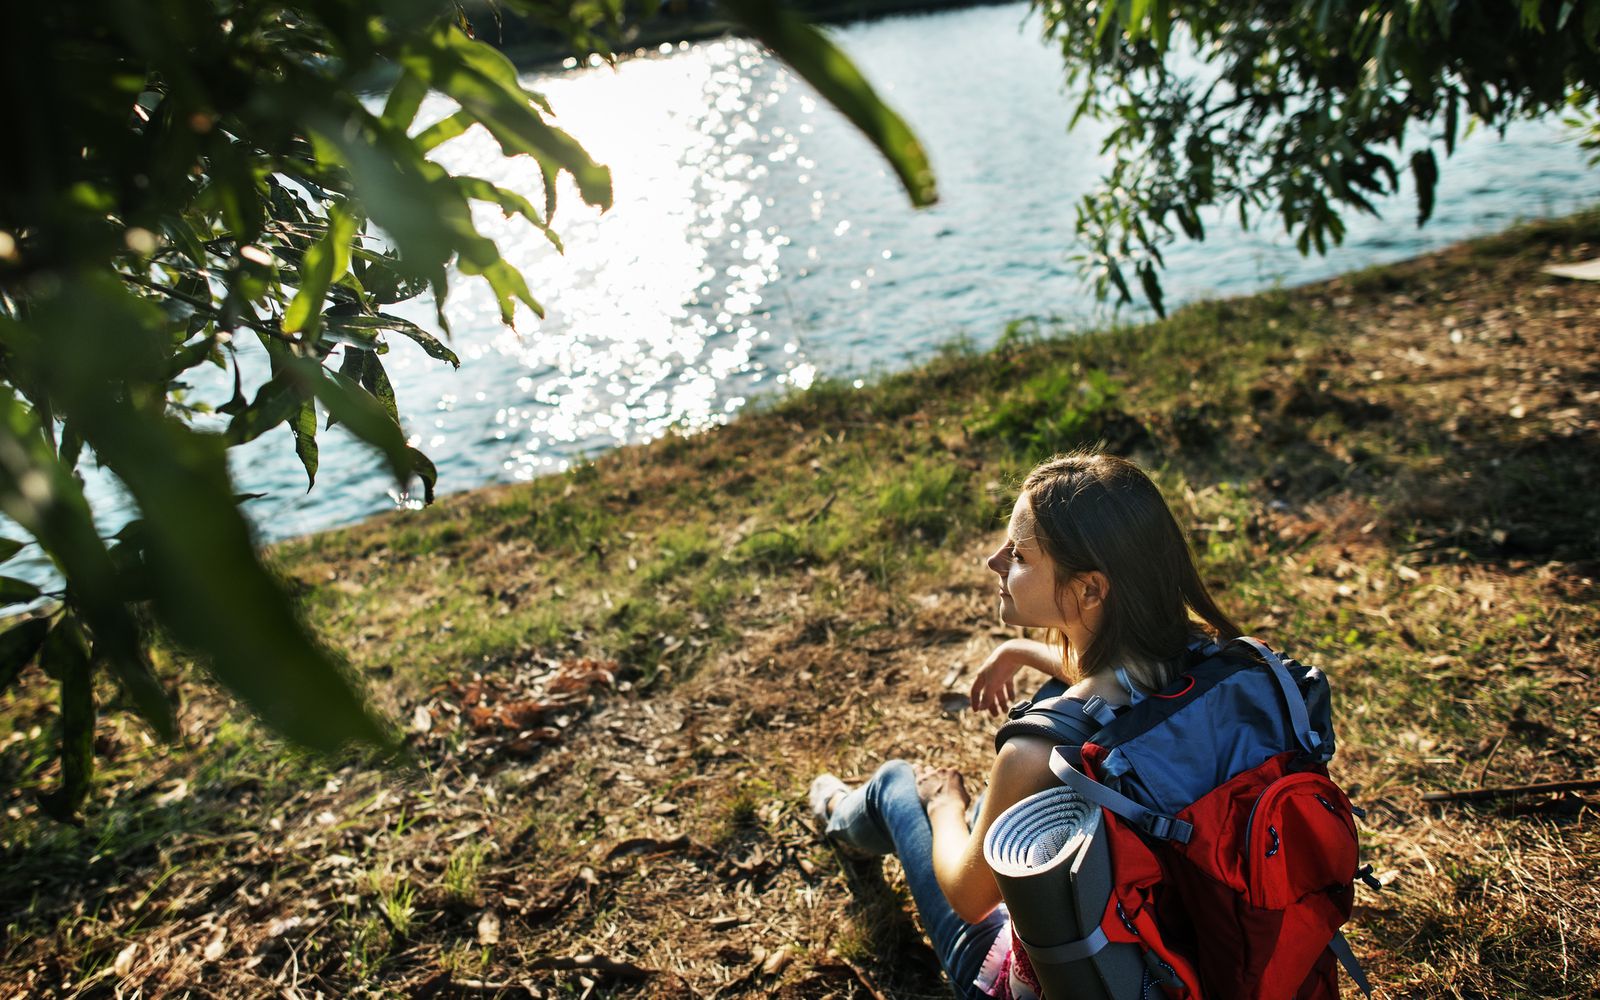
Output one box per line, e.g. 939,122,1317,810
993,636,1379,1000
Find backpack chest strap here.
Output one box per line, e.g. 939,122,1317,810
1049,746,1195,843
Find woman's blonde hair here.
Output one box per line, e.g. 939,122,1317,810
1020,451,1240,690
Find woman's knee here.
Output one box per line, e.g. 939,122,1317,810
872,758,917,791
865,759,920,809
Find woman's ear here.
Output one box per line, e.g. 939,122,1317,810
1078,571,1110,610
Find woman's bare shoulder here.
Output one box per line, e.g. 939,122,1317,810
1064,671,1132,707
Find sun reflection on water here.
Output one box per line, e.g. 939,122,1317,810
410,40,805,482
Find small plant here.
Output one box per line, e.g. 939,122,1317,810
442,843,485,906
365,868,416,938
346,914,391,980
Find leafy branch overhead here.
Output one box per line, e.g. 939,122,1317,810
0,0,935,818
1036,0,1600,313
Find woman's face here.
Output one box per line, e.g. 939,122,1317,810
985,495,1070,630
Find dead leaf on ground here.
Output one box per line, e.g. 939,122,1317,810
477,909,501,946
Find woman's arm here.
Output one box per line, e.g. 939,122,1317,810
969,637,1066,716
920,735,1062,923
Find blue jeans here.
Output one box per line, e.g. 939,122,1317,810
825,760,1010,999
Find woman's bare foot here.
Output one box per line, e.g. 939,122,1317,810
915,765,970,812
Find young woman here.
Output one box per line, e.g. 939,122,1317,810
810,451,1241,1000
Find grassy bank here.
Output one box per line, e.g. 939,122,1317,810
3,213,1599,998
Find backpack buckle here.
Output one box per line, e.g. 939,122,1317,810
1140,813,1194,843
1006,699,1034,720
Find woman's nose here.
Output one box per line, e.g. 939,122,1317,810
985,545,1008,574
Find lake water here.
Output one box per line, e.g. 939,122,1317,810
13,2,1600,583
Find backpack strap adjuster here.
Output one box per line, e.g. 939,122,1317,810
1079,695,1118,726
1048,747,1195,844
1139,813,1194,842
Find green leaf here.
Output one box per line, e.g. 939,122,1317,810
292,400,319,491
540,160,559,223
1410,148,1439,225
283,205,359,341
225,373,306,446
6,276,391,755
415,109,474,153
0,537,25,564
1137,262,1166,318
85,536,175,739
58,422,84,472
0,387,160,738
0,617,51,695
382,68,429,130
166,335,221,382
400,24,613,210
407,447,438,505
41,616,94,820
454,176,564,252
282,357,412,486
0,576,42,604
332,344,368,430
718,0,937,207
462,257,544,325
360,352,401,428
327,312,461,367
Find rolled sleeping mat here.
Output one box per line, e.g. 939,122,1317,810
983,785,1145,1000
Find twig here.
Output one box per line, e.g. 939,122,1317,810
813,961,890,1000
604,834,690,861
525,954,654,981
414,972,539,998
1422,778,1600,803
1476,735,1505,788
802,492,838,526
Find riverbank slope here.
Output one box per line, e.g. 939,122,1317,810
2,213,1598,997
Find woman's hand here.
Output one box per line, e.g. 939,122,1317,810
970,638,1060,716
969,647,1022,717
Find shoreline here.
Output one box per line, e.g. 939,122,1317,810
476,0,1022,73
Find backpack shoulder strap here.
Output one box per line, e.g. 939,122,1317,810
993,694,1110,754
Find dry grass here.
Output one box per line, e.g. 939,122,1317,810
3,212,1599,998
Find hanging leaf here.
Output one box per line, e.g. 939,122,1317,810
462,257,544,325
326,312,461,367
0,576,42,605
0,537,25,564
1410,149,1439,226
39,615,94,821
282,356,413,486
0,386,161,737
719,0,936,207
381,67,429,130
225,373,306,446
407,447,438,505
292,399,319,491
415,109,475,153
453,176,564,252
283,204,358,341
0,617,51,695
9,277,392,755
399,23,613,210
360,352,402,428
